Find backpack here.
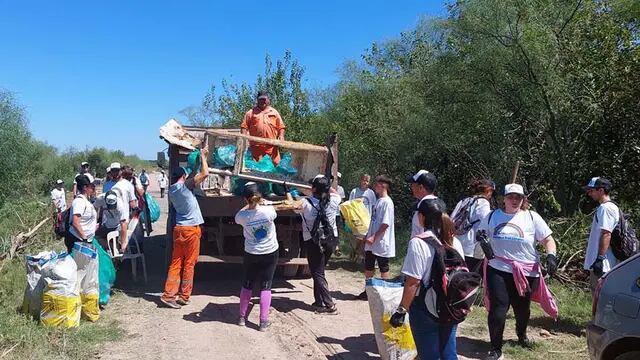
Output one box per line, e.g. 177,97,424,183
305,198,338,251
451,197,481,236
140,173,149,185
597,203,639,261
419,235,481,325
54,208,71,238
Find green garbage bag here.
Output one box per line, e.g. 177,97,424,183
94,241,116,306
145,193,160,223
187,149,201,174
213,145,236,168
244,151,276,173
276,152,298,177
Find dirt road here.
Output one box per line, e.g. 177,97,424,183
100,173,485,360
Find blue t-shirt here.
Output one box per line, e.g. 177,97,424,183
103,180,116,193
169,182,204,226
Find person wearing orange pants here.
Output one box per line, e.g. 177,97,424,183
160,147,209,309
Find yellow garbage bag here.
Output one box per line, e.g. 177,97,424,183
340,199,371,237
40,253,81,328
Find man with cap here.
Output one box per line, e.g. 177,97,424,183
583,177,620,291
73,161,94,195
103,166,116,193
407,170,439,238
160,147,209,309
94,188,129,252
110,162,137,213
51,180,67,213
158,170,168,198
240,91,286,164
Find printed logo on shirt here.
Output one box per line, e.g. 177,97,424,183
247,218,270,241
493,222,525,242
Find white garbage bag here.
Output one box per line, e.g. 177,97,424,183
21,251,57,319
71,242,100,322
40,252,81,328
366,278,417,360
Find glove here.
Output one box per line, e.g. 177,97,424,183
390,311,406,328
546,254,558,277
476,230,495,260
591,256,605,277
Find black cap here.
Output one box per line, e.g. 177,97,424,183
309,174,331,191
583,177,612,191
242,182,261,198
406,170,437,192
75,174,93,189
172,167,187,182
416,198,446,218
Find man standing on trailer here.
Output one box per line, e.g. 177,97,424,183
240,91,286,165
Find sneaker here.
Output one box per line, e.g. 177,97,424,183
311,301,324,308
237,316,246,327
518,336,535,349
315,305,339,315
356,291,368,300
176,298,191,306
259,320,271,332
485,350,503,360
159,298,181,309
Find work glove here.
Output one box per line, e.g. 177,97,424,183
546,254,558,277
476,230,495,260
591,256,605,277
390,311,406,328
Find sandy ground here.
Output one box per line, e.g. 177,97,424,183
99,173,483,360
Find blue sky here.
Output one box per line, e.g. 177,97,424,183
1,1,446,159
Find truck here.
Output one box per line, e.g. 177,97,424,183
159,119,339,277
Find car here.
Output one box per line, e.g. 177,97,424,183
587,252,640,360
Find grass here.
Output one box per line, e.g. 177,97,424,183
0,218,124,359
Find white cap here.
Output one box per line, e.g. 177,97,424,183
105,192,118,206
81,161,89,166
504,183,525,196
337,172,342,178
109,162,121,170
56,179,64,184
408,169,429,182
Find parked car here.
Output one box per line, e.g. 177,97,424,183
587,252,640,360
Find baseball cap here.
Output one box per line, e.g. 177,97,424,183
417,197,447,218
75,174,93,189
109,162,121,170
406,170,437,192
56,179,64,185
172,167,188,181
583,177,612,191
81,161,89,167
242,182,260,198
504,183,525,196
105,192,118,207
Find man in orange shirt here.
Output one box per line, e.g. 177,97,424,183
240,91,286,164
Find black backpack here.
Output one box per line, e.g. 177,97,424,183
451,196,481,235
306,198,338,251
597,203,639,261
419,235,481,325
54,208,71,238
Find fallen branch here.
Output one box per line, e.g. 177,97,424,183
0,341,20,359
560,249,583,272
548,347,587,354
3,217,51,260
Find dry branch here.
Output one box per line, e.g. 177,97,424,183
2,217,50,261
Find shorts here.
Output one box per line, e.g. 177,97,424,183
364,251,390,273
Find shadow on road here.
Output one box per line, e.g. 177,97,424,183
318,334,378,359
456,336,489,359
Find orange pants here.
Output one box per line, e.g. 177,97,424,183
162,225,201,301
250,144,281,165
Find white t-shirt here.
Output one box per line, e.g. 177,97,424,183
94,194,128,229
235,205,279,255
365,196,395,258
299,193,342,241
112,179,137,211
584,202,620,272
401,231,465,286
411,194,438,238
452,197,492,258
348,187,377,216
479,209,553,277
158,174,168,189
51,188,66,212
69,195,97,240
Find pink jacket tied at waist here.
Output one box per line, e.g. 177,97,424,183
483,257,558,319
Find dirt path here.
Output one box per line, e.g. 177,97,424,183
99,172,483,360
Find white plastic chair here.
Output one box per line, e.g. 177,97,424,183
107,218,147,283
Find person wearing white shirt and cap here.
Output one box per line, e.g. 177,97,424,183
158,170,168,198
407,170,440,238
73,161,95,195
50,179,67,213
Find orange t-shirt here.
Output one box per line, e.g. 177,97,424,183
240,106,286,164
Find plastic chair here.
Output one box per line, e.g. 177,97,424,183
107,220,147,283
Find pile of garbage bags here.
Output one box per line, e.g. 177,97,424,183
21,241,116,328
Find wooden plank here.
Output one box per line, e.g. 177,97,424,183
206,129,328,153
198,255,308,266
233,136,246,175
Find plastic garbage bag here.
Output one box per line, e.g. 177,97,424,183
72,242,100,322
145,192,160,223
340,199,371,237
40,252,81,328
244,151,276,173
187,149,201,174
366,278,417,360
276,152,297,176
21,251,57,319
213,144,237,168
94,241,116,306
